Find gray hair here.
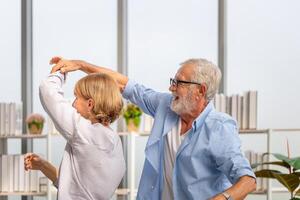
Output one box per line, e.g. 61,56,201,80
180,58,222,101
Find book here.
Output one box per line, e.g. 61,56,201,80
8,155,14,192
1,155,9,192
15,103,23,135
237,96,243,129
0,103,5,135
231,94,238,122
19,155,25,191
13,155,19,191
10,103,16,135
30,170,38,192
242,91,249,129
4,103,10,135
248,91,258,129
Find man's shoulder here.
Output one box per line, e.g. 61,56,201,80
206,110,236,126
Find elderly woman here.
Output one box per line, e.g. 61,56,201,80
25,69,125,200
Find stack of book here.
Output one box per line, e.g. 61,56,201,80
0,102,23,136
39,177,48,192
244,150,268,192
213,91,258,130
0,154,39,193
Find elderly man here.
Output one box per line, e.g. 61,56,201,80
50,57,256,200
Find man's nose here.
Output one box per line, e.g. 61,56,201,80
169,84,176,92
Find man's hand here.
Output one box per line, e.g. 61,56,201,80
209,194,227,200
24,153,45,171
50,56,81,74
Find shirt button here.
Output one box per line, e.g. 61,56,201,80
151,186,154,190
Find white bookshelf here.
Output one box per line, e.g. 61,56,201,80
0,133,50,200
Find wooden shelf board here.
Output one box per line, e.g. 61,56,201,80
0,192,46,196
0,134,47,139
239,129,269,134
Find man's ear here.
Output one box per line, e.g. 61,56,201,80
87,98,95,111
198,84,207,97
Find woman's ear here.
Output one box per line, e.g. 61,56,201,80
87,98,95,112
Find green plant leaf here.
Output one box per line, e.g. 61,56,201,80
291,198,300,200
268,153,300,170
288,157,300,170
133,117,141,127
294,172,300,177
255,170,300,192
255,169,280,178
123,104,143,119
295,188,300,196
251,161,290,169
273,173,300,192
272,153,290,161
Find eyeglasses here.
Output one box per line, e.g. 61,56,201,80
170,78,201,87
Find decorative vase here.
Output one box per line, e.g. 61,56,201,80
26,113,45,135
126,117,141,132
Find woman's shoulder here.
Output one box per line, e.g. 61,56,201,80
73,116,120,150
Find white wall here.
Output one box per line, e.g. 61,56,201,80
227,0,300,153
0,0,21,102
128,0,218,92
227,0,300,129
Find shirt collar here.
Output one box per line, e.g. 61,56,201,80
192,101,214,131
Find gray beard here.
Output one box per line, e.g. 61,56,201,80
170,93,197,115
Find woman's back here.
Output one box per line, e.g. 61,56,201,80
57,115,125,200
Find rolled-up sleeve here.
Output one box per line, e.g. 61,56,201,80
210,120,256,183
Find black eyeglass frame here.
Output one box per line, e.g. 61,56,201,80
170,78,202,87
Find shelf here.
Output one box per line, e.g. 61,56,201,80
49,188,133,196
0,191,47,196
251,189,267,195
239,129,269,134
118,132,150,136
119,129,271,135
0,134,47,139
115,188,130,196
272,128,300,132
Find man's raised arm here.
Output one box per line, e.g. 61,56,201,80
50,57,129,92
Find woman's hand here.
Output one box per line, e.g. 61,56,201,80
50,56,81,74
24,153,45,171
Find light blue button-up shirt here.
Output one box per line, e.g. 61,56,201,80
123,80,255,200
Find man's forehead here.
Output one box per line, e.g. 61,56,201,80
175,64,194,79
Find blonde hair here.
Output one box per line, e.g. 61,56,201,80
74,73,123,126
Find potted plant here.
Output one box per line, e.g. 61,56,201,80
26,113,45,134
123,104,142,132
252,148,300,200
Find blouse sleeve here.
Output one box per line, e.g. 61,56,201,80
39,72,77,142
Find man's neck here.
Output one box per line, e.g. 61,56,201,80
179,101,208,135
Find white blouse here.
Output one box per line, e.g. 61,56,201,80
39,72,126,200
